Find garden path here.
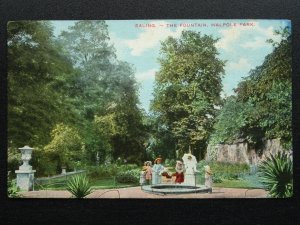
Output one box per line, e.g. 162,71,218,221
20,187,268,198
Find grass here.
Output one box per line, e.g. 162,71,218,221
90,177,138,189
35,177,139,190
33,162,266,191
213,179,254,189
34,163,141,191
213,174,266,189
196,160,266,189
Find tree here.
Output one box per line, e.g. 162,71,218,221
44,123,84,170
7,21,78,149
59,20,116,120
208,27,292,152
151,30,225,158
143,113,177,161
59,21,147,163
235,27,292,148
209,96,259,145
93,61,147,163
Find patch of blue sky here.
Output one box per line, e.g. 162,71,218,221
51,19,291,112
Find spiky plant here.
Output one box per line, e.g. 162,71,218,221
258,152,293,198
66,175,92,198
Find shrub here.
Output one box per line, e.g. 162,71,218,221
66,175,92,198
258,152,293,198
212,176,223,183
87,163,139,179
115,169,140,184
8,179,21,198
197,160,249,181
87,164,118,178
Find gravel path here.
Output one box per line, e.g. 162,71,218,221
20,186,268,198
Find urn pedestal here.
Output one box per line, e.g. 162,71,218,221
15,146,36,191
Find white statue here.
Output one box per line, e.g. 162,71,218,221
182,153,199,186
204,165,213,192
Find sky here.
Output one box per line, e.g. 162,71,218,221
51,19,291,112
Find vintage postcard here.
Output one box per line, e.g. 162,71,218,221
7,19,292,199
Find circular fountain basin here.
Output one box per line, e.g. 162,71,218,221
141,184,212,194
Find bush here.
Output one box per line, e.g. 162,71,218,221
8,179,21,198
87,163,139,179
165,159,176,167
197,160,249,181
8,148,21,176
32,149,59,177
258,152,293,198
66,175,92,198
115,169,140,184
212,176,223,183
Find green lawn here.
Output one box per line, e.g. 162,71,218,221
34,177,138,190
213,179,254,189
90,178,138,189
213,174,266,189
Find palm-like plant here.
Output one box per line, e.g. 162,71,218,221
66,175,92,198
258,152,293,198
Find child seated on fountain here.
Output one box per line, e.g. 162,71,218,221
160,167,172,178
172,160,184,184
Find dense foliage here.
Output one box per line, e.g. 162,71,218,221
197,160,249,183
8,21,147,176
258,152,293,198
44,123,84,169
59,21,147,164
209,27,292,149
151,30,225,159
7,21,292,186
8,21,77,149
7,179,21,198
115,169,140,184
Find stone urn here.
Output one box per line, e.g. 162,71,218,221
15,145,36,191
19,145,33,171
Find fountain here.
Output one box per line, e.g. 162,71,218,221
141,152,212,195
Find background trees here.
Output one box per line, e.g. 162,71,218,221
8,21,147,175
8,21,77,149
209,27,292,150
7,21,292,177
151,30,225,159
59,21,146,164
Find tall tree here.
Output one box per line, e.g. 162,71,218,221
93,61,147,163
59,20,116,120
59,21,147,163
235,27,292,148
209,27,292,150
151,30,225,158
7,21,77,149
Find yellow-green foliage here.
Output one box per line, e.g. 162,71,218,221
44,123,84,169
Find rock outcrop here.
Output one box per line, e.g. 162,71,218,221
205,139,285,165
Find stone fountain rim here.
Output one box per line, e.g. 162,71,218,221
141,184,211,194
